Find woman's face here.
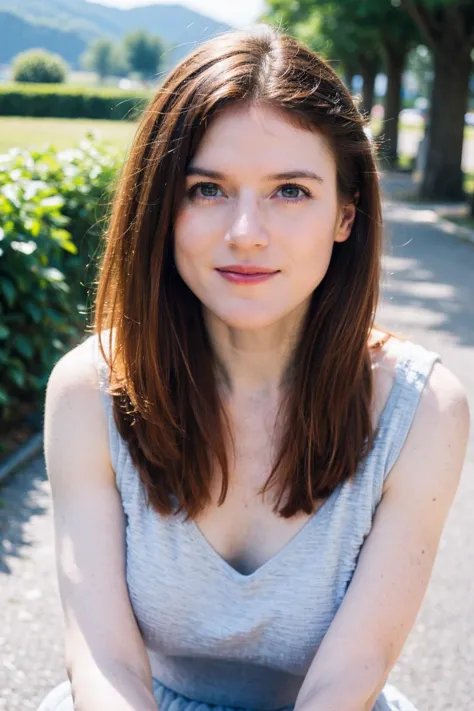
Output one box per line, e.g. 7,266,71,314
174,103,355,331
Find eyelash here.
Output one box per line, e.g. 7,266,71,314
187,181,312,204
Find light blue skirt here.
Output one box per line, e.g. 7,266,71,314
37,677,418,711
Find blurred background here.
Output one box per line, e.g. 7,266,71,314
0,2,473,710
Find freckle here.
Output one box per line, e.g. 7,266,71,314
421,549,425,554
432,498,437,502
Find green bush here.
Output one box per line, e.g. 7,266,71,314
0,83,152,120
0,133,124,422
12,48,69,84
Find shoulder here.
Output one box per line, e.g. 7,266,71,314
45,335,109,456
380,339,470,497
46,334,101,398
407,355,470,467
370,330,468,423
44,334,116,493
376,330,470,446
368,329,469,487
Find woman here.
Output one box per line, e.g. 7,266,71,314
39,26,469,711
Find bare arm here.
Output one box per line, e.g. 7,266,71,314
44,342,159,711
294,362,470,711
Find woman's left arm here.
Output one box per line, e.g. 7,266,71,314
295,362,470,711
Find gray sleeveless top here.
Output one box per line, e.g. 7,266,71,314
87,332,440,711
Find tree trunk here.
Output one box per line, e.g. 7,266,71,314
420,46,471,201
381,45,406,169
359,57,377,117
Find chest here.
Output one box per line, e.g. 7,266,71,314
123,464,373,681
189,362,393,577
120,392,379,680
193,394,323,576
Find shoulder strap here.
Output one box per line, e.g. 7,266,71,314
370,339,441,509
86,330,126,487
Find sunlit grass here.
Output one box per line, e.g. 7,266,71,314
0,116,137,154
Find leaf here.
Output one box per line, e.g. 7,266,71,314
10,240,37,255
40,195,64,209
1,183,21,208
13,334,34,359
0,279,16,307
9,368,26,388
0,325,10,340
23,180,49,201
59,239,78,255
25,302,42,323
37,266,65,282
51,227,73,243
30,219,42,238
45,308,63,324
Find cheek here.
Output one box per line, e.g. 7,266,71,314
174,209,216,260
282,212,337,286
173,209,218,296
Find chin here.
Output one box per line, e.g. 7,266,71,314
213,305,284,330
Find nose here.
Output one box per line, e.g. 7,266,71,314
224,197,269,249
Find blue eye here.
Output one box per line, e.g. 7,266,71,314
188,182,222,201
186,181,312,203
277,184,311,202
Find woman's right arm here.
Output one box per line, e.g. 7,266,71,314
44,342,159,711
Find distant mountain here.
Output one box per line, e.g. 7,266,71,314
0,1,232,70
0,11,89,68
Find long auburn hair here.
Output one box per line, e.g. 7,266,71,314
92,25,387,520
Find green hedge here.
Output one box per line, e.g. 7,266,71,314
0,133,125,423
0,82,152,120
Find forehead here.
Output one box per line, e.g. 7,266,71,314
192,103,335,178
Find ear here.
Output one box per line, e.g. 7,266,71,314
334,194,359,243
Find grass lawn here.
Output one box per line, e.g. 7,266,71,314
0,116,138,154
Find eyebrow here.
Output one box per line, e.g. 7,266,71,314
185,166,324,183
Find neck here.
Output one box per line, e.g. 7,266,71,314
203,302,309,395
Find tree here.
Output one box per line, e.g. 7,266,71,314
406,44,434,101
12,48,68,84
263,1,383,115
109,43,132,79
398,0,474,201
123,30,165,85
315,1,421,164
80,38,117,83
370,9,421,167
262,0,419,165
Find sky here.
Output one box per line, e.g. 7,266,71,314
86,0,267,28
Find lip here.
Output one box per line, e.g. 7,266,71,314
215,265,280,285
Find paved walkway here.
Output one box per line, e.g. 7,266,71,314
1,172,473,710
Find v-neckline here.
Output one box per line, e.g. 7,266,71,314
181,485,341,583
178,339,413,584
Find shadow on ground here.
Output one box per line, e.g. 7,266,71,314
379,204,474,351
0,457,49,575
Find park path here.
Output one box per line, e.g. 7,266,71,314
0,173,473,711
